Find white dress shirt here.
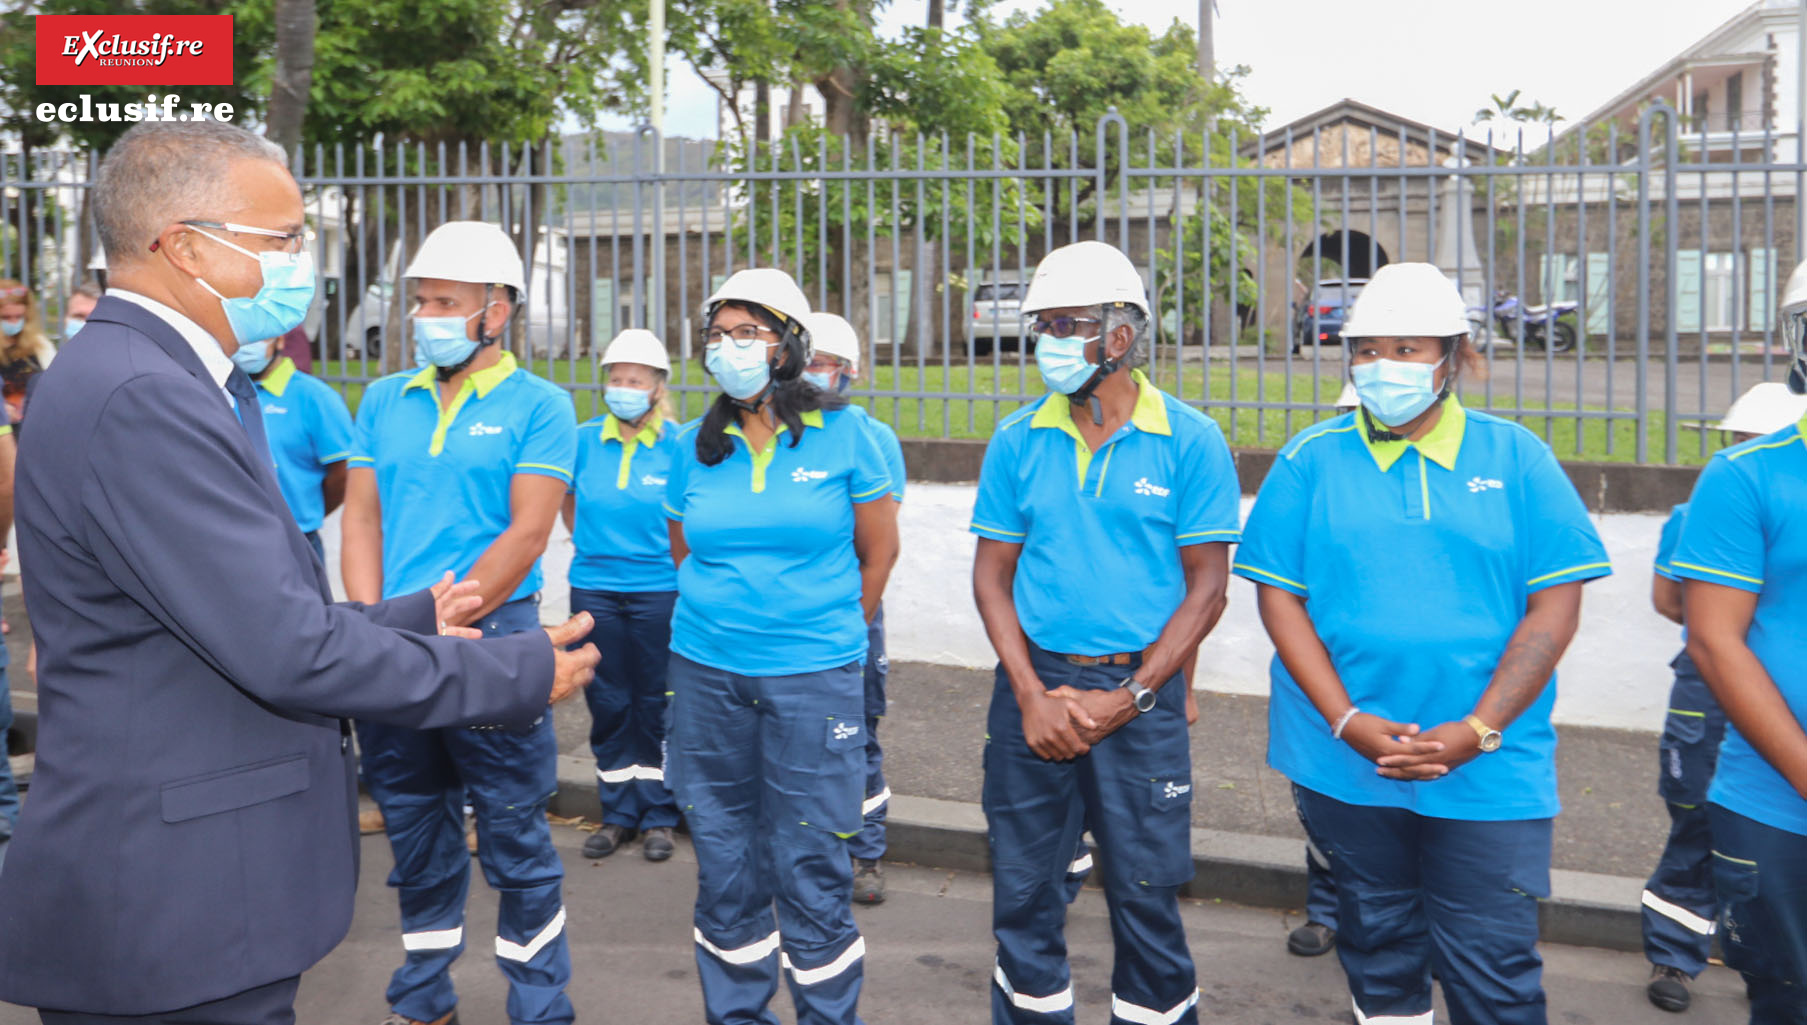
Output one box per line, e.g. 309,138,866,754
107,289,236,404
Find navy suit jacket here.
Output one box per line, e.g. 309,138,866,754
0,296,555,1013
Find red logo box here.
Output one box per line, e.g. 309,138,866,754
35,15,233,86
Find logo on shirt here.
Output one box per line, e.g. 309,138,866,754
468,422,505,437
641,474,668,487
791,467,828,483
832,721,861,742
1466,476,1504,493
263,404,289,414
1133,477,1171,497
1160,780,1192,800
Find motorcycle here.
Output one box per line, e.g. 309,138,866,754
1467,291,1579,354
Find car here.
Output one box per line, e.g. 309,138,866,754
1292,278,1367,353
966,272,1028,357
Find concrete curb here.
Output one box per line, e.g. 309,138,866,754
548,755,1648,954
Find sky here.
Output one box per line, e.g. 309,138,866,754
605,0,1768,141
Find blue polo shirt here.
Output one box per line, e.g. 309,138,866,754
252,357,354,534
969,371,1242,655
1653,503,1689,583
349,352,576,601
664,406,892,676
570,413,679,592
1234,401,1611,820
850,406,906,502
1672,419,1807,836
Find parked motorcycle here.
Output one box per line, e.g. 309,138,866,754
1467,291,1579,354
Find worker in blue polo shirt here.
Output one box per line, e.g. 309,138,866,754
1672,259,1807,1025
1642,381,1807,1015
229,333,354,561
1234,263,1610,1025
802,310,906,908
664,268,899,1025
971,240,1240,1025
341,221,579,1025
565,327,682,865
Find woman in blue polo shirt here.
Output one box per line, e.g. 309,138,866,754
1234,263,1610,1025
565,328,682,865
1674,260,1807,1025
663,268,899,1025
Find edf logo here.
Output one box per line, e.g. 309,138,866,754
1161,781,1192,800
832,721,860,742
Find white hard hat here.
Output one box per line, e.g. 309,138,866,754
1715,381,1807,435
1335,382,1359,410
803,312,860,371
600,328,671,374
705,268,812,333
1782,260,1807,394
403,221,527,294
1021,240,1150,318
1339,263,1471,339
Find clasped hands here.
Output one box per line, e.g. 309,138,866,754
1338,713,1483,781
427,571,599,705
1018,685,1139,762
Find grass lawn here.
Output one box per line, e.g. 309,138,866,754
310,357,1720,467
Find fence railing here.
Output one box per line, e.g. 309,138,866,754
2,102,1800,465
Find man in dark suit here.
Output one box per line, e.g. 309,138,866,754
0,120,600,1025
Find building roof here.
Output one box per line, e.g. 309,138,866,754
1565,0,1791,132
1242,98,1498,165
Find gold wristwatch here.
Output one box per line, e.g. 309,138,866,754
1464,714,1503,753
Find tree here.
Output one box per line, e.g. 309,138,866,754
264,0,316,154
1473,89,1562,126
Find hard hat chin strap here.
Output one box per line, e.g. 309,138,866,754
1068,329,1128,425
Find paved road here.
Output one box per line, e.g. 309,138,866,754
0,824,1746,1024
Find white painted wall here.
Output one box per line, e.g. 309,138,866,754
311,482,1680,734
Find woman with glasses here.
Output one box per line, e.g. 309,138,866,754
1234,263,1610,1025
663,268,900,1025
0,281,58,431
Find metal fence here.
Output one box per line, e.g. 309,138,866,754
2,102,1802,464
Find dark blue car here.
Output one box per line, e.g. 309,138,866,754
1292,278,1366,353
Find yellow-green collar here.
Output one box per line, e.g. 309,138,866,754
602,411,664,446
723,407,825,442
1359,398,1467,472
403,350,518,398
722,408,825,493
258,356,297,397
1029,369,1171,438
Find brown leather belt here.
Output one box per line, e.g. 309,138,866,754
1062,652,1135,666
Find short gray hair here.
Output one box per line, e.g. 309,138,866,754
93,121,287,266
1103,302,1150,370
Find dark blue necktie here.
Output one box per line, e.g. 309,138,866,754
224,366,272,460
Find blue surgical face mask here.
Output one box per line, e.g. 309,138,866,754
1035,333,1100,395
1350,357,1446,426
803,369,852,395
63,318,84,339
231,340,275,376
605,385,653,422
705,340,773,401
0,319,23,337
411,307,487,369
190,228,316,346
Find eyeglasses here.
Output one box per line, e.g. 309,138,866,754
0,286,27,301
699,324,777,349
162,219,306,253
1027,315,1101,339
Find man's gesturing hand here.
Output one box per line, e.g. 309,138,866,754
544,612,599,704
429,571,483,639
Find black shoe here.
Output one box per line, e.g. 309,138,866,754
1287,921,1336,957
852,858,886,905
1648,964,1692,1013
583,824,628,859
642,826,675,862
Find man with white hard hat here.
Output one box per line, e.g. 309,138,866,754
802,311,907,905
342,220,580,1025
1667,260,1807,1025
970,240,1241,1024
1642,378,1807,1014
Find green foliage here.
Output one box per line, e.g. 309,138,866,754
1473,89,1562,126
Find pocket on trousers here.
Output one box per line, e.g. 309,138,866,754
795,715,867,838
1133,775,1195,887
1663,709,1709,746
161,753,310,823
1711,850,1760,904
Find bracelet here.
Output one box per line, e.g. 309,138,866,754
1331,706,1361,740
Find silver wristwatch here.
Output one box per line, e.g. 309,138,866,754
1119,676,1157,713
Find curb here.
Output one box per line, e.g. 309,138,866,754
549,755,1648,955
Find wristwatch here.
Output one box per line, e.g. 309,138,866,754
1464,714,1503,753
1119,676,1157,713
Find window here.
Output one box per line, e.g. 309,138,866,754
1727,72,1743,131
